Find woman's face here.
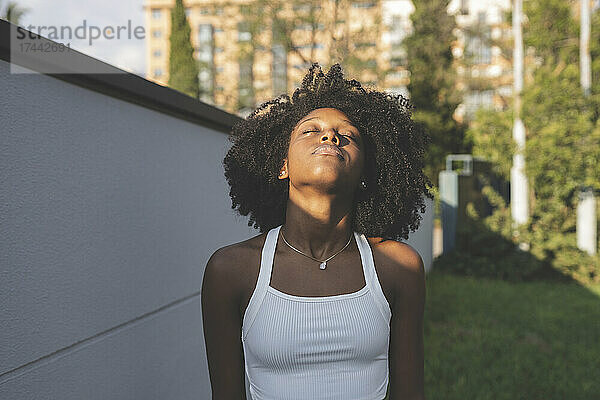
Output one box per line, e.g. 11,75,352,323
279,107,365,195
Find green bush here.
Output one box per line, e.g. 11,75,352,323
443,1,600,286
437,181,600,285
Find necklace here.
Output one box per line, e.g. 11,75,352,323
280,230,353,270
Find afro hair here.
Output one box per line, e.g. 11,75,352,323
223,62,434,241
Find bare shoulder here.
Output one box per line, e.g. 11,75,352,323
367,238,424,274
204,232,265,292
366,237,425,304
205,232,267,278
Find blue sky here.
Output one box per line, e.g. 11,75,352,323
16,0,147,76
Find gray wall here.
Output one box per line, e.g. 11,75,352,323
0,58,255,400
404,196,434,273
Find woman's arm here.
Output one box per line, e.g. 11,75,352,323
385,243,426,400
201,248,247,400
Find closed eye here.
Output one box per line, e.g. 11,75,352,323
340,133,360,143
301,129,359,143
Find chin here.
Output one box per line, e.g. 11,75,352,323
310,164,343,182
310,173,357,194
293,163,359,192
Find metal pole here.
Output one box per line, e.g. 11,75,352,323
577,0,597,255
511,0,530,250
581,0,591,96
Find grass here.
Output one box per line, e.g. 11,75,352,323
421,270,600,400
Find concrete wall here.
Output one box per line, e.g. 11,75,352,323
0,57,256,400
405,196,435,273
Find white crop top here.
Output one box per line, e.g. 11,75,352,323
241,225,392,400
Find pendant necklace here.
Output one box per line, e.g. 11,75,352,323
280,230,353,270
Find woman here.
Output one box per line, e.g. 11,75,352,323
202,63,433,400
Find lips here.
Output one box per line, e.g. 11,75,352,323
312,144,344,160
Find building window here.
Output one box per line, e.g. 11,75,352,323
293,61,312,70
296,43,324,49
477,10,486,25
238,21,251,42
463,90,494,119
153,49,162,58
272,23,287,96
293,4,321,12
296,23,325,30
238,57,254,110
389,15,408,44
272,44,287,95
215,6,224,15
151,8,162,19
465,11,491,65
240,5,252,16
390,56,407,68
352,2,376,8
355,42,376,49
185,7,191,17
200,7,209,15
152,29,162,38
154,68,163,77
238,19,254,109
390,42,407,67
198,23,213,44
198,70,213,102
460,0,469,15
197,45,212,63
465,32,491,64
387,69,410,80
197,24,214,101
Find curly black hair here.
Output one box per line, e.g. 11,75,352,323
223,62,434,241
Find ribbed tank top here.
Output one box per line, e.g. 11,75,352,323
241,225,392,400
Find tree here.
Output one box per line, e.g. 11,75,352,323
403,0,468,187
459,7,514,109
463,0,600,284
0,0,28,24
465,108,515,180
168,0,199,99
234,0,387,112
519,1,600,269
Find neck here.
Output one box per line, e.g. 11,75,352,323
281,187,355,260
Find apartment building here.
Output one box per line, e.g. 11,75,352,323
144,0,414,115
144,0,523,121
448,0,513,123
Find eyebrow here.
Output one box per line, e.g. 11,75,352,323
296,116,318,126
296,117,356,128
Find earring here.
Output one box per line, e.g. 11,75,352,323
360,180,367,190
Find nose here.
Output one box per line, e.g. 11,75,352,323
320,130,340,146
